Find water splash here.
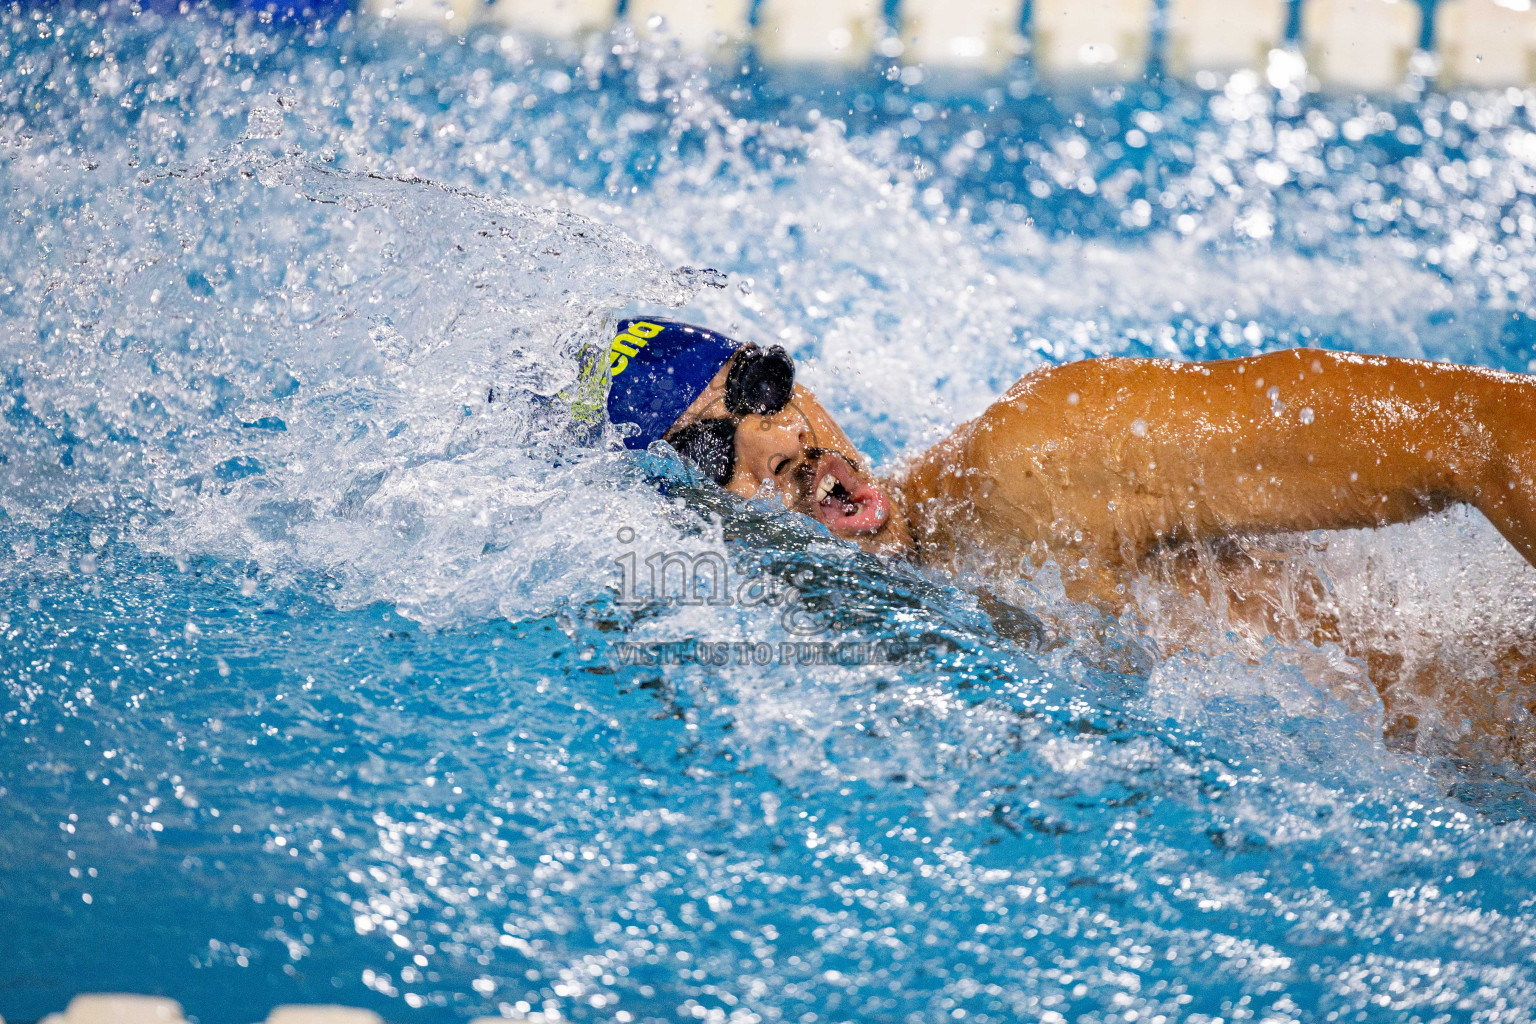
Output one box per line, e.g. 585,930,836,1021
4,4,1536,1023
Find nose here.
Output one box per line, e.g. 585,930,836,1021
767,406,811,445
779,409,810,447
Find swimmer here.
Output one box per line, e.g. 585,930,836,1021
605,316,1536,582
602,317,1536,745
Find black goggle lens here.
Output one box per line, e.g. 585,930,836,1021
724,343,795,417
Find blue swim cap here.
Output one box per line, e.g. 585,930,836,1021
603,317,740,450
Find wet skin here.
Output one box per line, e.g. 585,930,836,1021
670,348,1536,600
668,349,1536,746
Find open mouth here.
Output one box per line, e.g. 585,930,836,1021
804,451,890,536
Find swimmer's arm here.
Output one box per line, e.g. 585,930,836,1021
967,349,1536,569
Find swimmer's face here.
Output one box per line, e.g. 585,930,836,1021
667,362,906,553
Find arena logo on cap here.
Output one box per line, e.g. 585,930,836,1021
608,320,664,376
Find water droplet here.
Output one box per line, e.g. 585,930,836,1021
243,105,285,140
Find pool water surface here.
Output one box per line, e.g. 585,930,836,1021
5,4,1536,1022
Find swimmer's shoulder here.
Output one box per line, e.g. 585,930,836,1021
993,354,1175,408
977,356,1154,442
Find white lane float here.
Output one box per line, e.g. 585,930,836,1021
1302,0,1424,91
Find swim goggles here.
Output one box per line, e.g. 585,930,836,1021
664,343,796,485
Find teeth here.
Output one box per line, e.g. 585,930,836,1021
815,473,836,502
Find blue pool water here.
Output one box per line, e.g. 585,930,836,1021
6,5,1536,1022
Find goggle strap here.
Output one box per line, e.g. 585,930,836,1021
667,418,738,486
